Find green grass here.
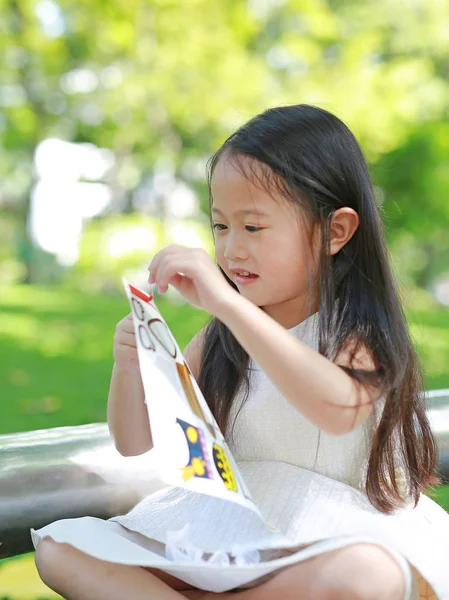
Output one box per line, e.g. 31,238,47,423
0,554,61,600
0,285,208,435
407,294,449,391
432,484,449,509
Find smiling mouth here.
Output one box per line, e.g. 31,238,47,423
233,272,259,285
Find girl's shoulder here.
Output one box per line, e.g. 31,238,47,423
183,326,207,380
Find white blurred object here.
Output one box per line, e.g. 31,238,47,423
30,180,112,266
30,138,115,265
35,138,115,181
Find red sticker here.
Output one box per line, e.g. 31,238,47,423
129,284,153,303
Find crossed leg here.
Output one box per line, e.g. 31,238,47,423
35,537,407,600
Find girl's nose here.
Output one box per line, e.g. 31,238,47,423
224,232,248,261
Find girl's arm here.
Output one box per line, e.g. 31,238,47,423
108,362,152,456
183,327,206,381
107,313,205,456
219,295,378,435
147,245,377,435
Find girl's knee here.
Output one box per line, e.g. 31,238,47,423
274,543,406,600
316,543,406,600
35,536,71,589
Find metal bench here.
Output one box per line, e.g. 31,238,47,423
1,389,448,559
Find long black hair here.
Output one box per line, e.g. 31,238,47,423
197,104,439,513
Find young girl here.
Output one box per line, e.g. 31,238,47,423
32,104,449,600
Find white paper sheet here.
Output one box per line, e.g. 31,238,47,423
124,279,264,519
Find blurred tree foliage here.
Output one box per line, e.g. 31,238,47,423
72,213,214,292
0,0,448,288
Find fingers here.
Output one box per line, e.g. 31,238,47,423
148,245,183,284
114,314,140,370
118,314,135,335
148,245,203,289
115,330,137,348
115,314,136,346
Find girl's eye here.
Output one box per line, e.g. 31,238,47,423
212,223,261,233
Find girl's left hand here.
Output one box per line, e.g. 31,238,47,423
148,245,238,317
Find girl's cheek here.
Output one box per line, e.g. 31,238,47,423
215,237,226,254
214,245,226,270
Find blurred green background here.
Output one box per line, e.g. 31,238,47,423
1,0,449,597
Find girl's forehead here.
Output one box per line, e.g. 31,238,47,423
211,156,259,191
211,156,288,214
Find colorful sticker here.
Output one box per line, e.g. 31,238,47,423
213,443,238,492
177,418,214,482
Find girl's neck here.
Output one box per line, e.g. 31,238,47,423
287,310,319,332
261,296,319,330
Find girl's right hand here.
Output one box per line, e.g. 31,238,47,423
113,314,140,371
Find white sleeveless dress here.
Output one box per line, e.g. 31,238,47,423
31,313,449,599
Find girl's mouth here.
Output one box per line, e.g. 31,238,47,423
234,272,259,285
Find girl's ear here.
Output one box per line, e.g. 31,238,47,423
329,207,360,255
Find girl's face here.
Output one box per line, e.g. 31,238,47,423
210,156,320,328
